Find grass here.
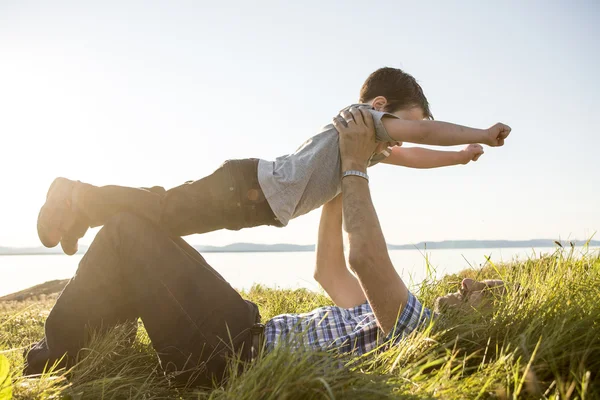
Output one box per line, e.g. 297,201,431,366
1,247,599,399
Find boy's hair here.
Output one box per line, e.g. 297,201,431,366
359,67,433,120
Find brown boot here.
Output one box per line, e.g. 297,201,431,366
38,178,166,254
37,178,80,249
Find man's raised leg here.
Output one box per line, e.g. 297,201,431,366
26,213,259,387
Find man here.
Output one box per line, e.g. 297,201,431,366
25,108,503,387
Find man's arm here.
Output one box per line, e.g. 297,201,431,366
313,194,367,308
334,108,410,335
381,144,484,169
382,119,511,147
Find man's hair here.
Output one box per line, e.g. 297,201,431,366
359,67,433,119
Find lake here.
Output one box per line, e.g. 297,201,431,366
0,247,597,297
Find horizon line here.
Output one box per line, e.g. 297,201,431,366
1,238,598,253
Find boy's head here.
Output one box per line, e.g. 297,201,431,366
359,67,433,120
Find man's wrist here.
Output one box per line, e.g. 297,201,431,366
341,160,367,173
343,170,369,182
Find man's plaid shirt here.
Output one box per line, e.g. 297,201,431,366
264,291,431,354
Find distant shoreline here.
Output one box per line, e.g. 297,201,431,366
1,239,598,256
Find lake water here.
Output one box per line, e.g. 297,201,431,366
1,247,597,297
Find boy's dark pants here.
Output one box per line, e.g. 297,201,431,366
160,158,282,235
26,160,275,387
76,158,281,237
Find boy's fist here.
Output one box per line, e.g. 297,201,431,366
461,144,484,164
485,123,511,147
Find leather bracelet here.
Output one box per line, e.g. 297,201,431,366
342,170,369,182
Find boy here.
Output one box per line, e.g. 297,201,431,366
37,67,510,255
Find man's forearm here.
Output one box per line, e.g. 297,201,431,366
341,176,408,334
315,196,366,307
383,119,487,146
315,197,346,282
382,147,468,169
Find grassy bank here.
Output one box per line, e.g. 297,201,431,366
1,248,599,399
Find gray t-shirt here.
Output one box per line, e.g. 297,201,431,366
257,104,399,226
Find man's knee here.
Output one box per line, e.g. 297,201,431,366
98,212,173,278
102,212,155,241
93,212,162,264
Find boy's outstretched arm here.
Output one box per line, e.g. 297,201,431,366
381,144,484,169
382,118,511,147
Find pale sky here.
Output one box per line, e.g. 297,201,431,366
0,0,598,248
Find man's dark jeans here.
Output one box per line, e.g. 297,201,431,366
25,213,260,387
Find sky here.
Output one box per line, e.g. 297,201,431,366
0,0,598,248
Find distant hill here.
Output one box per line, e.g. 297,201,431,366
0,279,69,301
1,239,598,255
194,243,314,253
387,239,600,250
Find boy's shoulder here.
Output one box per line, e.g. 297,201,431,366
337,103,399,144
340,103,373,112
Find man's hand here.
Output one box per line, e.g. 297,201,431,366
485,123,511,147
461,144,484,164
333,107,379,172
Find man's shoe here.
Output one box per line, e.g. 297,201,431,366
23,338,66,376
37,178,77,248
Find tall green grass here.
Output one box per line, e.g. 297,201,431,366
1,248,598,399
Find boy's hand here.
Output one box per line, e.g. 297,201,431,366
485,123,511,147
461,144,484,164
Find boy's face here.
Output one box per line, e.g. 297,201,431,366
368,98,426,147
386,107,425,147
